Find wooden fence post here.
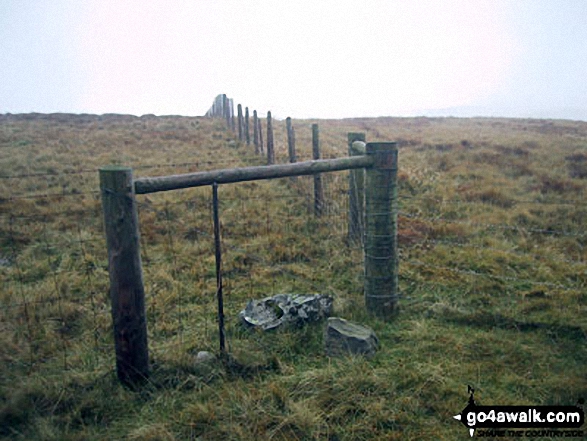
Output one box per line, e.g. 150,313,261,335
253,110,259,154
364,142,398,319
258,117,264,155
245,107,250,145
286,117,296,183
312,124,324,216
229,99,235,132
267,111,275,165
237,104,244,141
99,166,149,386
286,117,296,164
348,133,366,244
223,94,230,129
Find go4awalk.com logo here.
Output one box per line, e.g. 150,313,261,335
453,386,585,438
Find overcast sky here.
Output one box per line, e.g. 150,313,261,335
1,0,586,120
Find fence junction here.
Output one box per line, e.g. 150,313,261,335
0,99,585,387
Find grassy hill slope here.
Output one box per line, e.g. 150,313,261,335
0,113,586,440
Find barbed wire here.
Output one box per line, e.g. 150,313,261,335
398,193,587,207
0,157,266,180
399,211,586,238
414,238,586,267
405,259,579,291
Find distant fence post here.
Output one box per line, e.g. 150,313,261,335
245,107,250,145
364,142,398,319
258,117,264,155
286,117,296,183
229,99,235,132
267,111,275,165
286,117,296,164
223,94,230,129
253,110,259,154
312,124,324,216
348,133,366,244
237,104,244,141
99,166,149,386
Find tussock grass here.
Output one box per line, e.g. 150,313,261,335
0,113,586,440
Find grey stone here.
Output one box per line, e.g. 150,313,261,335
239,294,333,331
324,317,379,358
194,351,216,365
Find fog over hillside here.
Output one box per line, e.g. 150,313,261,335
1,0,586,120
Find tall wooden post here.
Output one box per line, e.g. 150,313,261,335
245,107,250,145
99,166,149,386
258,117,264,155
253,110,259,154
348,133,366,244
364,142,398,319
286,117,296,164
229,99,235,132
223,94,230,129
267,111,275,165
312,124,324,216
286,117,296,183
237,104,244,141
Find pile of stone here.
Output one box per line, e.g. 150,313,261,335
239,294,333,331
239,294,379,358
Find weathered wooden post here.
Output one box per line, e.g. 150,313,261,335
99,166,149,386
348,133,366,244
223,94,230,129
258,117,264,155
286,117,296,164
267,111,275,165
312,124,324,216
237,104,244,141
245,107,250,145
286,117,296,183
253,110,259,154
364,142,399,319
229,99,235,132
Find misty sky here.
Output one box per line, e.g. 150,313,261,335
1,0,586,120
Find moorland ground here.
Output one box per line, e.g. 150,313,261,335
1,112,586,440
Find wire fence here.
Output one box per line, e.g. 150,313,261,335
1,114,586,381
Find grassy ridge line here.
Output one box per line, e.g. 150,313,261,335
0,114,586,440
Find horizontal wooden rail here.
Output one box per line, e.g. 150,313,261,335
134,155,374,194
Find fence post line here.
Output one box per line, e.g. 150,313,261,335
99,166,149,386
237,104,244,141
348,133,366,244
364,142,399,319
245,107,250,145
312,124,324,216
267,111,275,165
253,110,259,154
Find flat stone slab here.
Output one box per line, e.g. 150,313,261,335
324,317,379,358
239,294,333,331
